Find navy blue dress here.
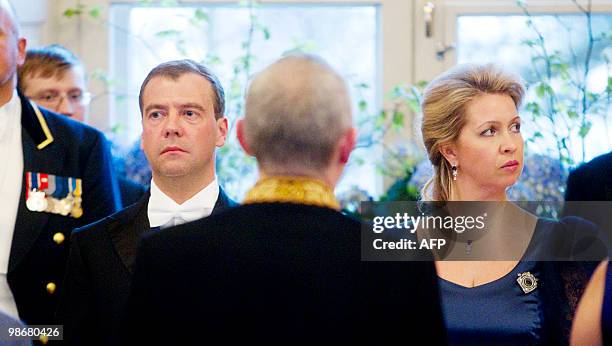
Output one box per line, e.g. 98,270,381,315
440,260,545,345
439,217,603,345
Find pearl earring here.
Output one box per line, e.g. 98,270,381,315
451,165,458,181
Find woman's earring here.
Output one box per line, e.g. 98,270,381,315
452,165,458,181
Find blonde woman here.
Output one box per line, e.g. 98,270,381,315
420,64,599,344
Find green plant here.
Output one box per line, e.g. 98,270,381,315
517,0,612,167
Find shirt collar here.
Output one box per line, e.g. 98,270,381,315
147,178,220,229
243,176,340,210
0,90,21,142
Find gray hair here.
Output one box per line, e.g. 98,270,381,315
0,0,20,37
244,54,352,172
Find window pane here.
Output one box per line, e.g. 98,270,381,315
110,4,380,199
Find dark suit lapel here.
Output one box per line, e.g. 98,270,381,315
110,192,151,274
111,187,233,274
9,96,64,273
211,187,237,215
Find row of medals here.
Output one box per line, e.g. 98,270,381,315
27,189,83,218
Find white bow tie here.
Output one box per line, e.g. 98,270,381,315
148,206,212,229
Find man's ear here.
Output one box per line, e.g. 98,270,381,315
215,117,229,147
236,118,253,156
439,143,458,166
338,127,357,164
16,37,26,67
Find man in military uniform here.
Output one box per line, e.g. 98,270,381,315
0,0,120,327
121,55,446,343
58,59,236,345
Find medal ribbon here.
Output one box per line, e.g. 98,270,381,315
74,179,82,197
39,173,49,191
68,177,74,197
53,177,66,199
25,172,31,199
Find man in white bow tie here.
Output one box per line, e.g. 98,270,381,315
57,59,236,346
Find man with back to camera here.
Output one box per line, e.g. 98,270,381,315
57,59,236,345
17,44,145,208
120,54,446,344
0,0,120,330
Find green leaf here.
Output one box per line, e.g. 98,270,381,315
205,54,222,65
551,62,570,80
561,156,573,165
358,100,368,112
587,92,599,103
111,123,124,135
533,131,543,139
89,5,103,19
567,110,578,119
535,83,554,98
388,85,405,99
578,121,592,138
391,110,404,129
406,99,420,114
194,8,209,22
375,110,387,128
354,157,365,166
521,39,536,48
155,29,180,38
525,101,541,116
607,77,612,94
356,83,369,89
63,5,84,18
416,80,429,89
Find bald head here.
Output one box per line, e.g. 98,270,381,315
243,54,353,174
0,0,20,37
0,0,24,104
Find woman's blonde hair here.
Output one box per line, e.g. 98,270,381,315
420,63,525,201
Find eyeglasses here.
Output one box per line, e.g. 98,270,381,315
30,91,92,107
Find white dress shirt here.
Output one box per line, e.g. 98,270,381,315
0,90,23,319
148,178,219,229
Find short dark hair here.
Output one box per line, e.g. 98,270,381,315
18,44,83,92
138,59,225,119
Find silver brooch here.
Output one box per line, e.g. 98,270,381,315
517,272,538,294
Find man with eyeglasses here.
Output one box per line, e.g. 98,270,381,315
17,44,90,122
0,0,120,329
18,44,145,208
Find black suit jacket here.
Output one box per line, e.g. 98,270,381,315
8,93,120,325
58,188,235,346
121,203,446,344
565,151,612,201
564,152,612,239
117,177,145,208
